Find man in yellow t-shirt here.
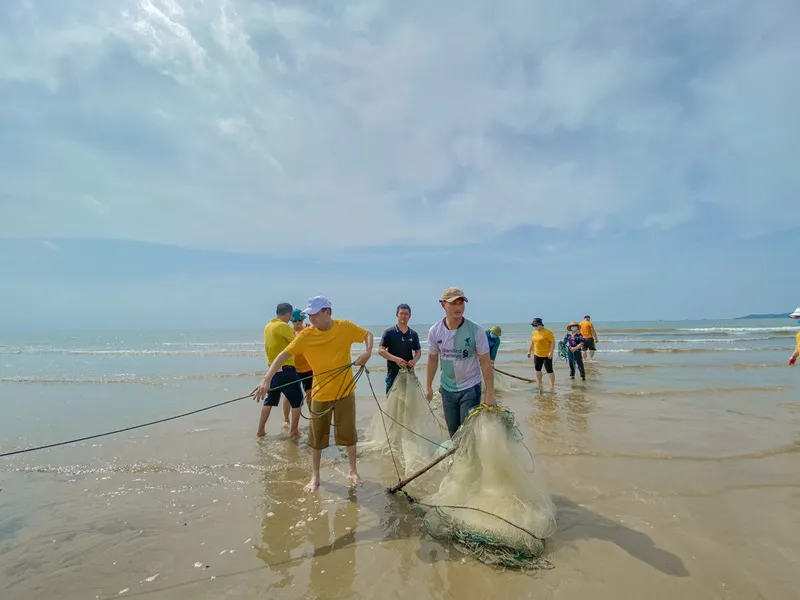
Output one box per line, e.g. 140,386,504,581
789,307,800,366
259,302,305,438
579,315,599,361
527,317,555,391
253,295,373,493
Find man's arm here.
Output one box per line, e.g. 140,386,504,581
425,354,439,401
378,340,407,367
252,350,291,402
409,347,422,367
478,352,495,406
592,324,599,342
548,340,555,359
354,331,374,366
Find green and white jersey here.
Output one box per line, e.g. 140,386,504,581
427,318,490,392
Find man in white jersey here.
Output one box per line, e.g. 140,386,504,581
425,287,496,437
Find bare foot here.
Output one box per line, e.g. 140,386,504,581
256,430,266,437
303,477,320,493
282,422,289,429
288,429,300,439
348,472,364,487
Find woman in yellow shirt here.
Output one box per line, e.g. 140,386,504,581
527,317,555,391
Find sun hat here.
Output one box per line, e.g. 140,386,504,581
790,307,800,318
566,321,580,331
441,287,468,303
489,326,502,336
291,308,306,322
301,295,332,316
531,317,543,327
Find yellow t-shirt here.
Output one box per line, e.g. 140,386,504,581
285,319,368,402
796,330,800,352
579,320,594,339
293,325,312,372
264,318,295,367
530,328,555,358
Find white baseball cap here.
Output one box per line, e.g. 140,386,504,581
302,295,332,315
790,307,800,318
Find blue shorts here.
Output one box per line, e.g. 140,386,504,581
265,366,304,409
440,383,482,438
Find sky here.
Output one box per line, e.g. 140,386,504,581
1,0,798,331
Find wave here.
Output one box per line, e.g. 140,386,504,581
0,365,396,385
0,348,266,357
539,440,800,462
604,385,786,397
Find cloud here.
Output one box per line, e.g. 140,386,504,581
0,0,797,254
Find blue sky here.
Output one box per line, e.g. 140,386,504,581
1,0,798,331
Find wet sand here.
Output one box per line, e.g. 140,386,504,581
2,368,799,600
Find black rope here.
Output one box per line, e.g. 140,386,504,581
0,363,354,459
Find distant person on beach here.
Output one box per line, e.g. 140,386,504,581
579,315,599,361
282,308,313,428
564,322,586,380
527,317,555,391
378,303,421,395
425,287,496,438
789,307,800,366
259,302,305,438
487,326,502,365
253,296,373,492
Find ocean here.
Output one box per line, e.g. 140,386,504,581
1,318,798,599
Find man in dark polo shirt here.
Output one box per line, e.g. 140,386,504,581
378,303,422,395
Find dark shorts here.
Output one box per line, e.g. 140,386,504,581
583,338,596,351
297,370,313,393
534,355,554,374
265,366,304,409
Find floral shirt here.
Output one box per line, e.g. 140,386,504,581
563,332,584,350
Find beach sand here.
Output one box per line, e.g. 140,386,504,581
1,321,799,599
1,376,798,599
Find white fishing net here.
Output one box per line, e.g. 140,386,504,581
360,369,448,476
416,405,557,569
484,370,514,395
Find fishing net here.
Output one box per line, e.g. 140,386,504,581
416,405,557,570
484,370,513,395
360,369,448,476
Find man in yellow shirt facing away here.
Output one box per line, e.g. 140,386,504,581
789,307,800,366
527,317,555,391
253,296,373,493
260,302,305,438
579,315,599,361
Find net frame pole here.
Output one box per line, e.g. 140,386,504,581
386,445,458,494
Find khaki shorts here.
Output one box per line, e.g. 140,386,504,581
307,393,357,449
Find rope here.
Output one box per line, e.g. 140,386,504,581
298,363,362,421
0,362,355,459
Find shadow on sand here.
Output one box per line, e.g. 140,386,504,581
552,494,689,576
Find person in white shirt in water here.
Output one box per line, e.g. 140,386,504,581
425,287,496,438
